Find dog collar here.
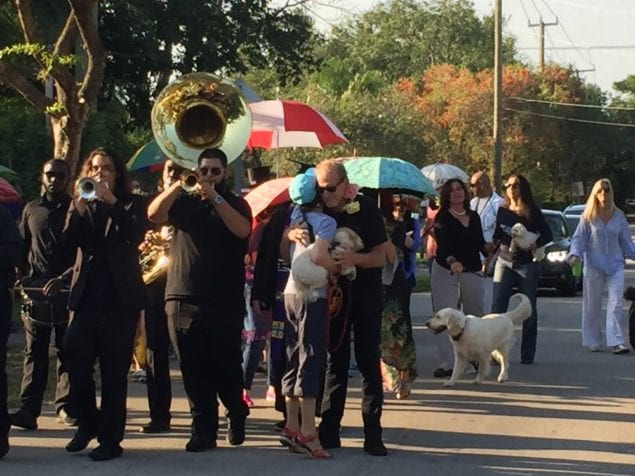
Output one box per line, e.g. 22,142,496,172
451,321,466,341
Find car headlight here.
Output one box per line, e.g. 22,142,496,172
547,250,568,262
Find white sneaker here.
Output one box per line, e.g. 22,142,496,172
611,344,630,355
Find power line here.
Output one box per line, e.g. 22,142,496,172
517,45,635,50
509,97,635,111
504,107,635,127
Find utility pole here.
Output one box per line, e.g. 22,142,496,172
493,0,502,192
529,16,558,73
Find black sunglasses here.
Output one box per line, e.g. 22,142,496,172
200,166,222,176
317,178,344,194
503,183,519,190
44,171,67,179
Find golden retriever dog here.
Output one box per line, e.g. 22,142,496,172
510,223,545,262
292,227,363,302
425,293,532,386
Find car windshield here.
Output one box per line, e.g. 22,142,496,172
566,215,580,235
545,214,569,240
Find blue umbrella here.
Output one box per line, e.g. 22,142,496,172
342,157,436,197
127,141,165,172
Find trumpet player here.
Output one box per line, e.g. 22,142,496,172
148,148,251,452
137,158,184,435
62,147,146,461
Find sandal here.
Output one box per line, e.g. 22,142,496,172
279,427,303,453
296,432,332,459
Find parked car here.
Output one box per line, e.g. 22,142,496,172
539,209,581,296
563,203,585,235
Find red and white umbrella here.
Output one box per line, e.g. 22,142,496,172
0,177,20,204
244,177,293,218
248,100,347,150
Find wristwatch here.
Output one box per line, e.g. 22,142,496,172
212,194,224,205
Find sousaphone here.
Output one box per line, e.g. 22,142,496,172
151,72,252,169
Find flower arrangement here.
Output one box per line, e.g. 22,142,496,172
342,183,360,214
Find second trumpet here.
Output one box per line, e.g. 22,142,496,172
76,177,98,200
180,171,199,193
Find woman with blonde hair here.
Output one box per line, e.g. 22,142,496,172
568,178,634,354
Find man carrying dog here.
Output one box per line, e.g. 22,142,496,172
11,159,76,430
288,159,388,455
148,148,251,452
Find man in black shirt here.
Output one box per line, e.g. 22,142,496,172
11,159,76,431
308,159,388,455
0,205,23,459
148,148,251,452
138,159,184,435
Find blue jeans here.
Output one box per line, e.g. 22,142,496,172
492,260,539,363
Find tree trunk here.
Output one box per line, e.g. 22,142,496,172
50,106,87,176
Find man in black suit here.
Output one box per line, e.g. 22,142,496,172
148,148,251,452
0,205,23,459
62,148,146,461
11,159,76,431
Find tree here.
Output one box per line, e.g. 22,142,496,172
0,0,105,172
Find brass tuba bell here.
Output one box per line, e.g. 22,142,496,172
151,73,252,170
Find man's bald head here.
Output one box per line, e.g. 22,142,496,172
470,170,492,198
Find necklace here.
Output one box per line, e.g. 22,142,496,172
449,208,466,216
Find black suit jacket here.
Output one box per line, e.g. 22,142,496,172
63,194,147,312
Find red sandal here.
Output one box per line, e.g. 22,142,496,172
296,432,332,459
279,427,303,453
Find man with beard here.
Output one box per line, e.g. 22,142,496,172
11,159,76,431
148,148,251,452
138,159,184,434
0,205,23,459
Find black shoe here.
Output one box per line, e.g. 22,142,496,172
56,408,78,427
185,434,217,452
9,408,37,430
140,421,171,434
66,430,96,452
273,419,287,432
319,432,341,449
88,441,123,461
433,368,453,378
363,439,388,456
0,437,9,460
226,417,246,446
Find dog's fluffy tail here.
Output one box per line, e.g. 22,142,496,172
506,293,532,324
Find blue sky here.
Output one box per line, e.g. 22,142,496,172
300,0,634,95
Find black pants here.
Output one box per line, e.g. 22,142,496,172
0,290,10,438
19,304,70,417
144,280,172,424
166,300,248,438
319,284,384,443
63,307,138,444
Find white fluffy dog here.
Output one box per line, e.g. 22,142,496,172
509,222,545,262
425,293,532,386
292,227,363,302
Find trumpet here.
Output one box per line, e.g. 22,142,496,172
76,177,98,200
180,171,199,193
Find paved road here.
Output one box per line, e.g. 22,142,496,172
2,276,634,475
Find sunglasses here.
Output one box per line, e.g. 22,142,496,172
44,171,67,179
200,166,222,176
317,178,344,194
503,183,519,190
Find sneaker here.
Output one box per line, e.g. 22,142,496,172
88,441,123,461
265,387,276,402
242,391,255,408
131,369,147,382
56,408,78,427
433,368,452,378
9,408,37,430
612,344,630,355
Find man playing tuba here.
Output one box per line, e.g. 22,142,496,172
148,148,252,452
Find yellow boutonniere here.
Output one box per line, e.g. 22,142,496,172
343,201,360,214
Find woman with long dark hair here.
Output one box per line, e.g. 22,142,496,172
62,147,146,460
430,178,490,377
492,174,552,365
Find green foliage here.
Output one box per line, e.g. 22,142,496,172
0,95,50,200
